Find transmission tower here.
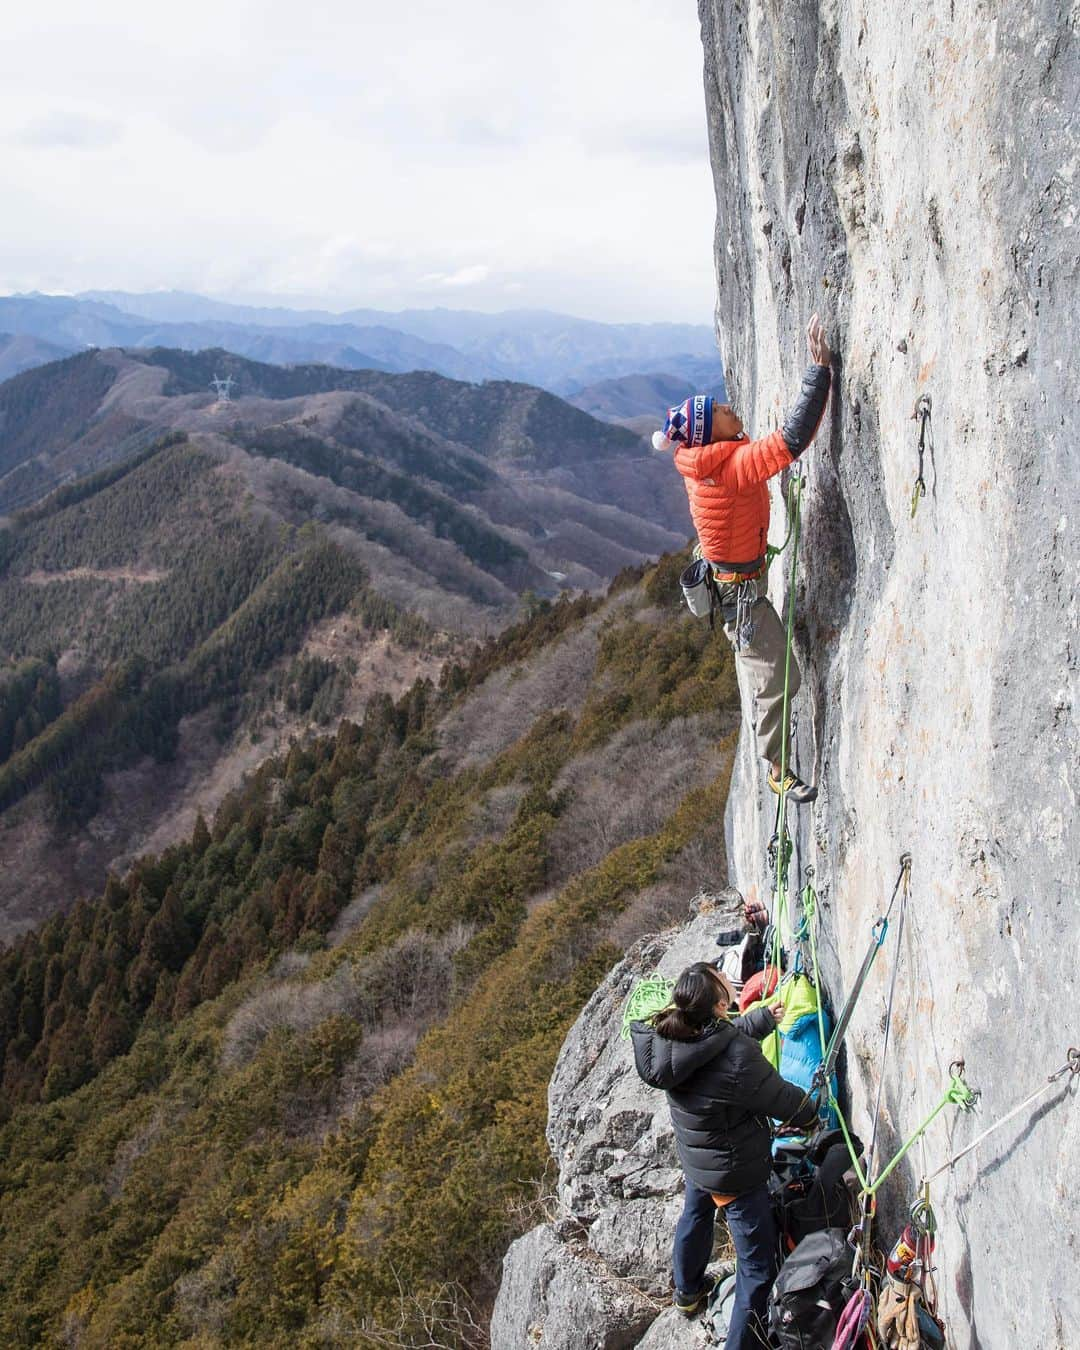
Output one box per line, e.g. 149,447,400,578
210,373,235,403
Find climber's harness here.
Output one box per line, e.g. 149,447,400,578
709,554,768,585
680,552,769,648
710,556,768,651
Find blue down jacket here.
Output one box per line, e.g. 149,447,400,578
631,1009,818,1195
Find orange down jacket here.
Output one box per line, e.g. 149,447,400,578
673,428,793,567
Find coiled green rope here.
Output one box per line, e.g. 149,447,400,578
620,975,675,1040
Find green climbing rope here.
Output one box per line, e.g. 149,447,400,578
766,475,800,565
620,975,675,1040
919,1048,1080,1188
775,472,804,859
768,471,805,982
830,1066,977,1199
759,472,975,1221
796,856,977,1223
800,875,828,1060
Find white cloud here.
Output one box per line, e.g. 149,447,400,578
421,265,490,288
12,110,124,150
0,0,717,322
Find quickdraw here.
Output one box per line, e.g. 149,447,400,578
910,393,932,518
834,1285,873,1350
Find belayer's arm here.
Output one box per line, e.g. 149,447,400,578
732,1006,778,1041
736,1041,819,1130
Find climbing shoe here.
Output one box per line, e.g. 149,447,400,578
674,1273,716,1318
767,768,818,804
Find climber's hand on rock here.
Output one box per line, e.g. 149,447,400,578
808,313,831,367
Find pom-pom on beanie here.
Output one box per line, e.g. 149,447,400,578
652,394,714,451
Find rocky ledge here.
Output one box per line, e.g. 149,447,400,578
490,893,745,1350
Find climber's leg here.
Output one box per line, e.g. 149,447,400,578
722,1183,777,1350
672,1181,717,1307
723,591,794,766
720,581,815,802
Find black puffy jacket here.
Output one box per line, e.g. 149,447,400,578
630,1008,818,1195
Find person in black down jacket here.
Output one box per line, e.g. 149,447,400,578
631,960,817,1346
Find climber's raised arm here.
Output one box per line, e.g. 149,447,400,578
782,312,831,453
710,318,832,491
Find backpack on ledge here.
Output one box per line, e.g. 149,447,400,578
771,1127,862,1253
700,1267,738,1346
769,1227,858,1350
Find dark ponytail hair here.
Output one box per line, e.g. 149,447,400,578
651,962,727,1041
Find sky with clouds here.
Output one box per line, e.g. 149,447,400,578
1,1,718,323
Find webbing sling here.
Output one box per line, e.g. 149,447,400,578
919,1048,1080,1187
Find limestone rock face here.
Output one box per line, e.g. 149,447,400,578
490,895,744,1349
699,0,1079,1345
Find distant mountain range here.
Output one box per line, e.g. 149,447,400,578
0,346,692,934
0,332,73,382
565,371,705,422
0,291,725,405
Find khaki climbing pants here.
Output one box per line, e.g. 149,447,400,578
717,574,801,767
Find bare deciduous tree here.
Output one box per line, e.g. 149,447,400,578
337,1265,489,1350
438,616,605,769
548,713,725,885
222,923,476,1069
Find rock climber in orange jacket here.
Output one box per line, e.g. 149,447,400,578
653,315,832,803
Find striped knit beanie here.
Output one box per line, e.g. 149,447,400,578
651,394,713,451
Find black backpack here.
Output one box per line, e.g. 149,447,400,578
768,1227,858,1350
771,1128,862,1253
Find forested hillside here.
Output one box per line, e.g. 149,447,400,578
0,420,442,936
0,350,690,935
0,557,738,1347
0,352,139,512
0,347,681,520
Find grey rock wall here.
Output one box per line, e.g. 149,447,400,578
700,0,1079,1345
